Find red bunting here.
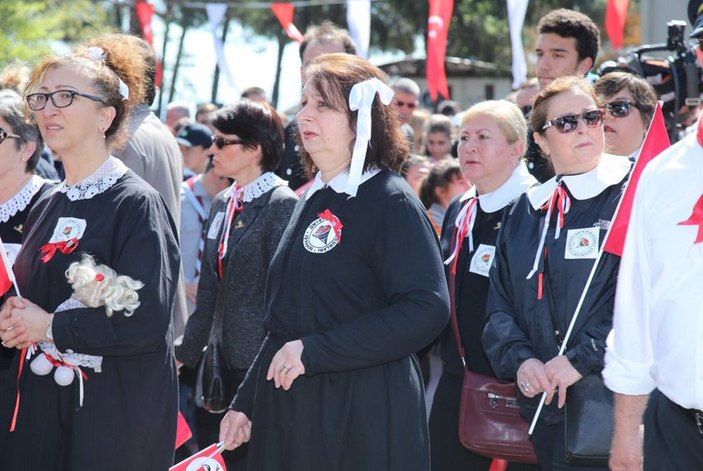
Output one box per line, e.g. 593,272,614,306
426,0,454,102
605,0,630,50
271,3,304,43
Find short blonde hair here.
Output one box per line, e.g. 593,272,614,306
462,99,527,148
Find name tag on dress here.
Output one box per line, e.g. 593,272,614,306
207,212,225,240
469,244,495,277
565,227,600,259
50,217,87,243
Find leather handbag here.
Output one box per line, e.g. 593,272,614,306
195,264,236,413
448,266,538,464
564,374,614,466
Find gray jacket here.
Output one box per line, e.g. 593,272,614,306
176,184,297,370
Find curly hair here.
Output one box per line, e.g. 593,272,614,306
298,53,409,178
538,9,600,69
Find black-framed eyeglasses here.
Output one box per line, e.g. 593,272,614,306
211,135,245,149
605,100,640,118
0,127,20,144
542,109,605,134
26,90,108,111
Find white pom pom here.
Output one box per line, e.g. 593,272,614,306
30,355,53,376
54,366,75,386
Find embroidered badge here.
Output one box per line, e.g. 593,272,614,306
303,209,343,254
49,217,86,243
565,227,600,259
469,244,495,277
207,212,225,240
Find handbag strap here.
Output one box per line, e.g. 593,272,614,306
447,224,468,368
542,254,566,349
208,256,231,344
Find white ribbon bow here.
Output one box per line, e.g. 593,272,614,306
346,77,395,197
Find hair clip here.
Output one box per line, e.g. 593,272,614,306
85,46,106,62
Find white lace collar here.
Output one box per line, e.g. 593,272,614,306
228,171,288,203
305,167,381,200
57,157,129,201
527,154,631,210
0,175,46,223
459,161,537,213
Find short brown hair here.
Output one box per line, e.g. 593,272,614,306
298,54,409,178
594,71,658,126
531,76,603,135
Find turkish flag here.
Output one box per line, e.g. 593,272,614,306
0,237,16,296
604,102,670,255
271,3,304,43
426,0,453,102
170,443,227,471
135,1,155,47
606,0,630,49
175,411,193,449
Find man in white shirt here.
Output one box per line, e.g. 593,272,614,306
603,128,703,470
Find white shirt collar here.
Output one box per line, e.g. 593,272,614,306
527,154,631,210
228,171,287,203
305,167,381,200
460,160,537,213
0,175,47,223
57,157,128,201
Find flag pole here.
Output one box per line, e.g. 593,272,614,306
528,103,666,434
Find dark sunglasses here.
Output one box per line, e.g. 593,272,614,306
211,135,245,149
605,100,639,118
542,109,605,134
26,90,107,111
0,127,20,144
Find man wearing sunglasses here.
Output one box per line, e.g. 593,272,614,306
524,9,601,183
595,71,658,159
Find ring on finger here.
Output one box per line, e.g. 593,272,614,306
520,381,530,391
278,364,287,374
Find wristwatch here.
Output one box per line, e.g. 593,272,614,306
46,314,54,342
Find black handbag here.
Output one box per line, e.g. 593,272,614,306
194,265,236,413
545,270,613,467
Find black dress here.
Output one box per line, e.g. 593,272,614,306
231,169,450,471
0,158,180,471
429,162,539,471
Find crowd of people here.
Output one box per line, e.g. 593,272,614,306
0,4,700,471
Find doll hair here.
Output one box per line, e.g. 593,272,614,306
65,255,144,317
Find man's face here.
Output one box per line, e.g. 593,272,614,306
392,90,418,125
300,41,347,82
535,33,592,89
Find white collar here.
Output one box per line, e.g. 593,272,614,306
527,154,631,210
0,175,47,223
57,157,128,202
460,160,537,213
305,167,381,200
228,172,287,203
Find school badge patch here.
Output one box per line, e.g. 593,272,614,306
303,209,343,254
469,244,495,277
565,227,599,259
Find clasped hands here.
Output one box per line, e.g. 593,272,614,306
0,296,52,349
516,356,582,408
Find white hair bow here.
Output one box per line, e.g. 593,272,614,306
346,77,395,197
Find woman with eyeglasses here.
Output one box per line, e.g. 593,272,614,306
175,99,297,469
0,89,55,452
595,71,658,159
482,76,631,470
0,45,181,470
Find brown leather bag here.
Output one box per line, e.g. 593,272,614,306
448,261,538,464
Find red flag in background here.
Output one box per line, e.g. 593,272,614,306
0,237,16,296
175,411,193,449
271,3,304,43
426,0,453,102
604,102,670,256
170,443,227,471
135,1,155,47
606,0,630,49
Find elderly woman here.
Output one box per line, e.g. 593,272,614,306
594,71,658,158
429,100,538,471
175,99,297,468
219,54,449,470
0,89,54,447
482,76,631,471
0,45,180,470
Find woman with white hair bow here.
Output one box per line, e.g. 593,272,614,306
219,54,449,471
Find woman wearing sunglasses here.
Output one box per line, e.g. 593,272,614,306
483,76,631,470
595,71,658,158
0,45,182,470
175,99,297,468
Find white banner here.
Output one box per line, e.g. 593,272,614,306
206,3,235,88
346,0,370,58
507,0,529,89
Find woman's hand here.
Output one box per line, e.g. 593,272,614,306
267,340,305,391
219,410,251,450
544,355,583,408
516,358,552,399
0,297,52,349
